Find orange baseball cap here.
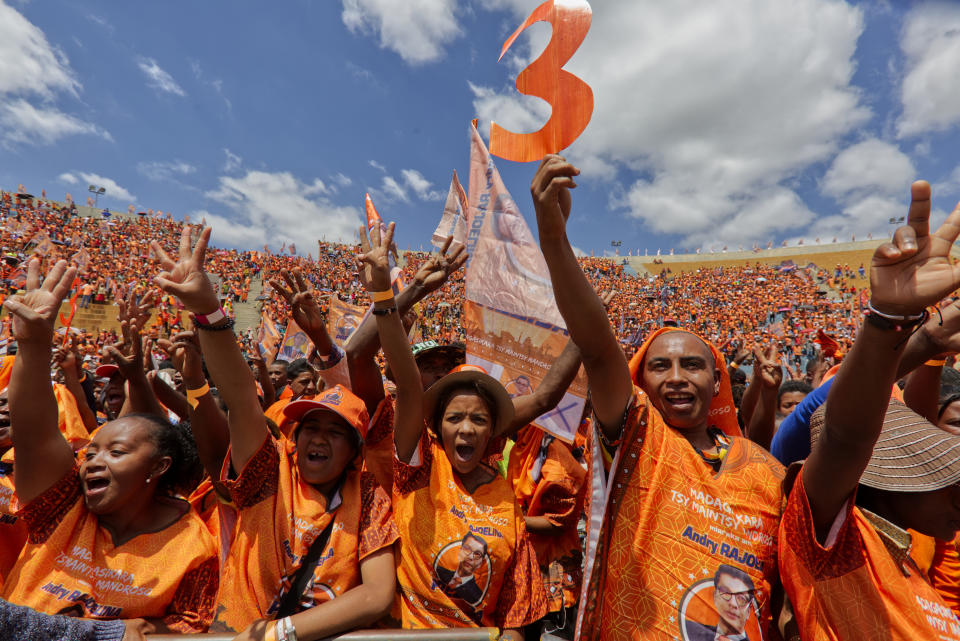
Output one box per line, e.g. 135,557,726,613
283,384,370,440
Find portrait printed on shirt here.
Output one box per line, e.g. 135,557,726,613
432,533,492,613
679,564,763,641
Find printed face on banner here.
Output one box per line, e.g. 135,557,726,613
679,565,762,641
432,533,492,615
489,0,593,162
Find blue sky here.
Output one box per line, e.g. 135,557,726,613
2,0,960,256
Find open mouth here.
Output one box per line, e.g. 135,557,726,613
305,450,329,464
83,477,110,496
454,444,476,463
663,392,695,410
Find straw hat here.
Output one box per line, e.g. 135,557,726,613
810,399,960,492
423,364,514,433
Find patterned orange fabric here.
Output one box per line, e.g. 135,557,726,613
779,472,960,640
578,388,784,641
0,461,26,587
628,327,742,438
929,534,960,616
2,467,219,631
210,435,398,632
363,396,396,491
391,431,546,630
507,424,586,612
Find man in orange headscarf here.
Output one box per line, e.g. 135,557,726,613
531,155,786,641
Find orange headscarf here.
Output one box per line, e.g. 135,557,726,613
627,327,741,438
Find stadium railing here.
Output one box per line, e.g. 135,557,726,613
150,629,500,640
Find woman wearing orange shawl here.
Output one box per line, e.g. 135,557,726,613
531,156,786,641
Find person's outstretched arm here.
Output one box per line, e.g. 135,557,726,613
531,155,633,438
152,227,266,473
347,236,467,414
745,344,783,450
505,339,582,438
804,182,960,539
4,259,78,504
358,223,424,463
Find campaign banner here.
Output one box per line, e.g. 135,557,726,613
277,318,312,362
326,296,365,347
464,300,586,443
431,170,468,249
257,313,282,360
464,122,586,442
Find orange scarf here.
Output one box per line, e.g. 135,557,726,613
627,327,741,437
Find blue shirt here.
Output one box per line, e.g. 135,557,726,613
770,378,833,465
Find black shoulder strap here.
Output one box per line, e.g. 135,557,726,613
276,518,336,618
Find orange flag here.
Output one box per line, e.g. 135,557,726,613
489,0,593,162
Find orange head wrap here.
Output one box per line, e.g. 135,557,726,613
627,327,742,438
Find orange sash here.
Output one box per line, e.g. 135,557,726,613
211,436,397,632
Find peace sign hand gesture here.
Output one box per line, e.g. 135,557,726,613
752,343,783,389
870,182,960,316
151,226,220,315
358,222,395,294
268,269,324,336
4,259,77,346
413,235,468,295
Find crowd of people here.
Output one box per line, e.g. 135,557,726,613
0,161,957,641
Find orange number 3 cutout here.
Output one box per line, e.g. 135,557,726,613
489,0,593,163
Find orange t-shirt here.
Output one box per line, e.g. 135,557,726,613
579,389,785,641
507,425,586,612
391,431,546,630
0,460,27,587
1,468,219,631
929,535,960,617
780,472,960,640
210,435,398,632
264,398,295,438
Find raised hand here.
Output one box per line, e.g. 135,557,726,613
151,226,220,314
358,221,395,294
157,330,204,380
597,288,616,309
412,235,468,295
102,312,145,380
3,259,77,346
531,154,579,243
752,343,783,389
268,269,325,336
870,181,960,316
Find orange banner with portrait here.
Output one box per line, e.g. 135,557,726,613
464,300,586,443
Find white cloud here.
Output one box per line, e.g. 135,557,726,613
137,160,196,182
0,99,109,146
332,172,352,188
205,170,362,249
897,3,960,138
822,139,915,202
472,0,869,248
137,57,186,97
0,3,106,146
0,2,77,97
223,148,242,172
401,169,443,201
59,171,135,202
815,138,916,239
380,175,408,202
368,159,386,172
341,0,460,64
